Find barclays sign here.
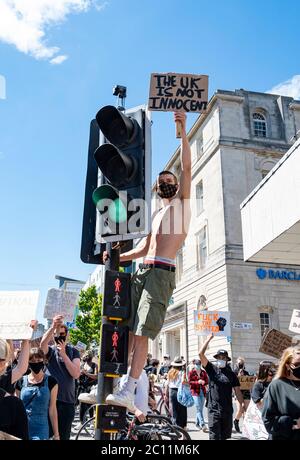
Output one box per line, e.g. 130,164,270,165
256,268,300,281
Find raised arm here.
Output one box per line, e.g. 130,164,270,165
40,315,63,354
199,333,214,368
11,339,30,384
174,112,192,200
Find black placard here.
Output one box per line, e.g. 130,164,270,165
96,404,127,430
103,270,131,319
100,324,129,375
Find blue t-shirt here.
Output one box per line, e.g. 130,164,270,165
46,345,80,404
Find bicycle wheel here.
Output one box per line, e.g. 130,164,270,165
74,415,96,440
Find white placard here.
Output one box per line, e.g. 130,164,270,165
0,291,39,339
76,341,87,351
194,311,231,336
44,289,78,322
289,309,300,334
232,322,253,330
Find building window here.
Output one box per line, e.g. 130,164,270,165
260,312,271,336
176,246,184,284
196,181,204,215
196,135,204,158
197,226,207,269
253,112,267,138
197,295,207,310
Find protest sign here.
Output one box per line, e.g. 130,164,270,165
44,288,78,322
194,311,231,336
0,291,39,339
242,399,268,440
289,309,300,334
76,341,87,351
259,328,292,359
238,375,256,391
149,73,208,137
149,73,208,113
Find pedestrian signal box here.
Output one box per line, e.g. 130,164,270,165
103,270,131,320
100,324,129,375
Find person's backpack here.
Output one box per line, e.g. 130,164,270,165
177,381,194,408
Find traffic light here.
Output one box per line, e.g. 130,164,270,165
80,120,133,265
93,105,151,243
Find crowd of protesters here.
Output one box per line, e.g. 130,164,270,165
0,316,300,441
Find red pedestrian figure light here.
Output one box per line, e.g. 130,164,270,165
114,277,122,293
112,331,119,348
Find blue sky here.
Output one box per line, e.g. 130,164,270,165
0,0,300,322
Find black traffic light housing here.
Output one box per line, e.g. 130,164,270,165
93,105,151,243
80,120,133,266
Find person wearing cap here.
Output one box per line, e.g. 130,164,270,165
159,354,171,379
166,356,187,429
188,359,208,431
199,333,245,440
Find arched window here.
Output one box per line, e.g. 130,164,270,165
253,112,267,138
197,295,207,310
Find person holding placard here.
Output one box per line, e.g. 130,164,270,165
233,357,251,433
0,338,29,439
40,315,80,440
199,333,245,440
103,112,192,413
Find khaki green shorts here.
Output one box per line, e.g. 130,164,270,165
124,266,176,340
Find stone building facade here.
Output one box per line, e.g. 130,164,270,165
149,89,300,372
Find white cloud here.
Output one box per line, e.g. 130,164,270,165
267,75,300,100
50,55,68,65
0,0,107,63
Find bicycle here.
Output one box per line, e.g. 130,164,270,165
154,384,172,417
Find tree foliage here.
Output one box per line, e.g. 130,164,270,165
69,285,102,349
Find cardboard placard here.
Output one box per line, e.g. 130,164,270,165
0,291,39,339
259,328,293,359
238,375,256,391
148,73,208,113
194,310,231,336
43,288,78,322
289,309,300,334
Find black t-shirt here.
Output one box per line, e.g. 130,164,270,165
251,380,269,403
204,361,240,413
0,369,15,395
16,375,57,392
262,378,300,440
0,388,29,439
46,344,80,404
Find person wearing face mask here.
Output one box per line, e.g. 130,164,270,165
262,347,300,440
188,359,208,431
16,348,59,440
103,112,192,413
40,315,80,440
199,333,245,440
233,356,251,433
159,354,171,380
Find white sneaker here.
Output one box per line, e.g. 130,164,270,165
78,392,97,404
105,389,136,413
201,424,208,433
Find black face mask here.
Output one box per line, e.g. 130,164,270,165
29,362,44,374
54,335,67,344
291,365,300,379
157,182,178,199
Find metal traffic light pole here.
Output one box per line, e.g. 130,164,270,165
95,85,125,441
95,243,120,441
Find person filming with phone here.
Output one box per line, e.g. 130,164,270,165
40,315,80,440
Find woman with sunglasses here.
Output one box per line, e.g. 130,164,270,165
17,347,59,440
262,347,300,440
251,360,276,408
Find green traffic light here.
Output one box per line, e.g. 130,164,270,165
92,185,128,224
